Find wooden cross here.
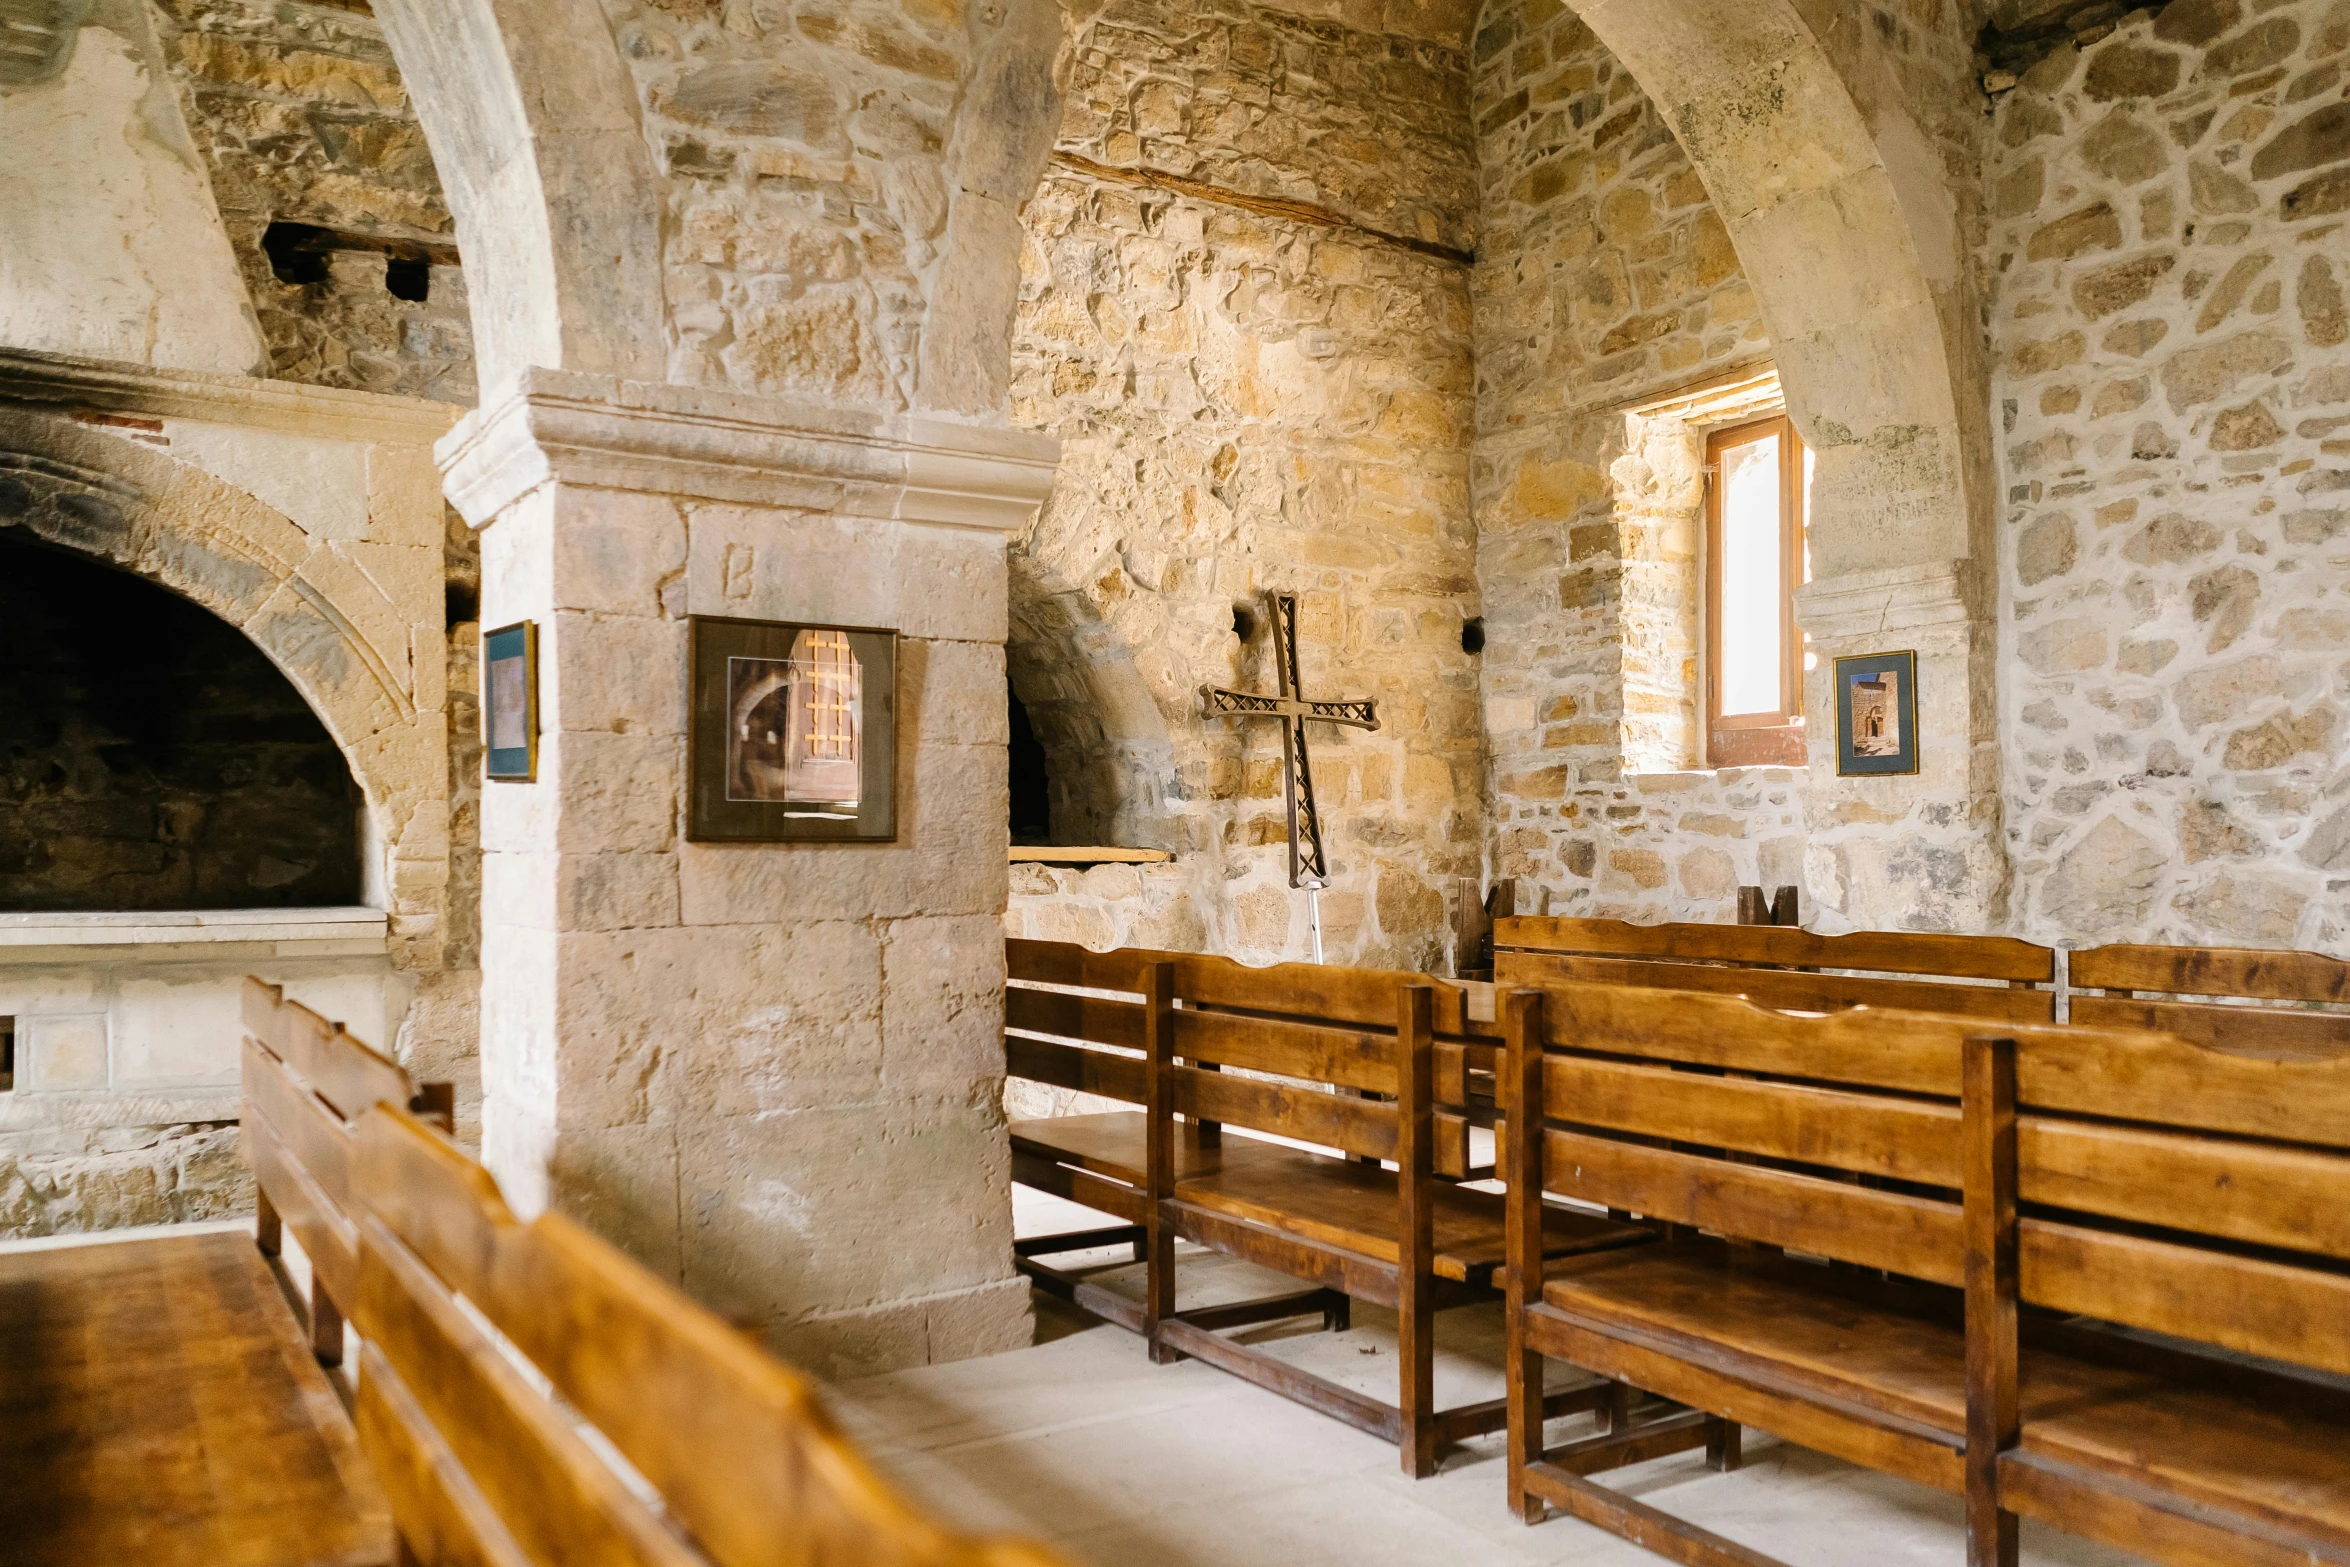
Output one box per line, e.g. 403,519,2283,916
1198,593,1379,898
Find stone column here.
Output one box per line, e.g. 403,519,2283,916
440,370,1058,1376
1795,560,2004,933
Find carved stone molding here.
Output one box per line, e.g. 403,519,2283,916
1795,558,1989,645
439,369,1062,532
0,348,459,446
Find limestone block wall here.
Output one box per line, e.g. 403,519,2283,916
1469,10,1798,921
1991,1,2350,949
1001,0,1486,972
155,0,477,404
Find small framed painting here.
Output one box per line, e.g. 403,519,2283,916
482,621,538,782
689,615,898,843
1834,650,1918,777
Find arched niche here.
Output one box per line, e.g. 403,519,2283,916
0,409,448,958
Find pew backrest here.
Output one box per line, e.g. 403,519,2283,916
353,1105,1068,1567
1991,1025,2350,1380
2068,941,2350,1057
239,976,450,1312
1006,938,1497,1175
1494,916,2058,1022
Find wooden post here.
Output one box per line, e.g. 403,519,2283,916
1397,982,1437,1478
1963,1033,2021,1567
255,1186,282,1258
1502,987,1546,1523
1735,886,1768,925
1768,885,1799,926
1142,961,1180,1365
310,1277,345,1367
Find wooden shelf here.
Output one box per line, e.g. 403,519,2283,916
1008,846,1174,865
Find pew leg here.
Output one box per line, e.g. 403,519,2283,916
1965,1497,2018,1567
1323,1293,1351,1332
1602,1381,1631,1436
310,1278,345,1367
1398,1273,1435,1478
1144,1206,1180,1366
1706,1416,1743,1473
255,1187,282,1258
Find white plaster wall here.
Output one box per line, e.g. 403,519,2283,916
0,6,261,374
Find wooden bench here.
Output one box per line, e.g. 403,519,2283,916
1498,980,2350,1567
1006,939,1651,1475
242,976,453,1367
350,1101,1066,1567
1494,915,2058,1021
2069,939,2350,1055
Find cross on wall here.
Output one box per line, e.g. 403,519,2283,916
1198,593,1379,895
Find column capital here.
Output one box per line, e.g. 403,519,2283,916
438,369,1060,533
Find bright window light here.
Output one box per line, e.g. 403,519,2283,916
1718,432,1782,717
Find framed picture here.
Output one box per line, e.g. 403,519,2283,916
689,615,898,843
483,621,538,782
1834,650,1918,777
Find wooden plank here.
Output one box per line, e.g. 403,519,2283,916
1540,1409,1715,1477
1543,1053,1960,1183
1521,1462,1792,1567
242,974,290,1058
2020,1116,2350,1261
1175,1009,1394,1093
2069,994,2350,1059
1500,950,2055,1022
1963,1035,2021,1567
2014,1030,2350,1148
353,1343,533,1567
2021,1219,2350,1381
1008,846,1172,863
1155,1318,1403,1442
1495,915,2054,983
274,997,415,1124
241,1092,360,1310
0,1231,392,1567
1539,1128,1963,1285
244,1037,357,1215
1998,1449,2350,1567
2070,943,2350,1004
1174,1063,1398,1160
1535,982,1965,1094
1005,985,1144,1050
1004,1034,1146,1103
1007,938,1497,1039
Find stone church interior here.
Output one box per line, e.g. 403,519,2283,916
2,0,2347,1562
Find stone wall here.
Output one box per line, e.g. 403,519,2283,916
1991,0,2350,950
0,532,363,913
1469,8,1800,921
156,0,477,403
1002,0,1487,972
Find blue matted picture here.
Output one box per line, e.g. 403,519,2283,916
1834,650,1917,776
483,621,538,781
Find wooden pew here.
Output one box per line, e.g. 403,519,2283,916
241,975,452,1365
1493,915,2058,1020
350,1103,1067,1567
1499,982,2350,1567
1007,939,1651,1475
2070,939,2350,1056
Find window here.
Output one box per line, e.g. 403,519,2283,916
1705,415,1811,767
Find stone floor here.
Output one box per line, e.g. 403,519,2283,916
827,1195,2154,1567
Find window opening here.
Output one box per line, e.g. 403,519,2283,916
1705,414,1810,767
1008,681,1051,844
1,1018,14,1093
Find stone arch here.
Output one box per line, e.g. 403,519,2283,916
1559,0,1991,575
0,410,446,949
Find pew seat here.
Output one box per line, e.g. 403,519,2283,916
1009,1109,1301,1205
1538,1240,2350,1557
1179,1155,1635,1286
0,1229,392,1567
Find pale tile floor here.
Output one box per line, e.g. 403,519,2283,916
826,1194,2154,1567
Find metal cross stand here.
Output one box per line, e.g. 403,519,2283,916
1199,593,1379,963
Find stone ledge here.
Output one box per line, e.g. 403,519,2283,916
1795,559,1990,643
0,907,389,961
440,368,1061,533
0,349,459,445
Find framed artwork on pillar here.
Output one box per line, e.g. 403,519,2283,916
1833,650,1918,777
688,615,898,843
482,621,539,782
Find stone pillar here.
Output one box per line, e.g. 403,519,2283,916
1795,560,2004,933
440,370,1057,1376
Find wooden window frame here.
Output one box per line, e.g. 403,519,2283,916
1704,414,1807,769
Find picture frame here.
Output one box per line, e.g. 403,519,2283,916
1833,650,1919,777
688,615,898,843
482,621,538,782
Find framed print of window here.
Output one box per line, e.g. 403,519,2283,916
1705,414,1811,768
483,621,538,782
688,615,898,843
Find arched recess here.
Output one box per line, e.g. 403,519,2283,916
1562,0,1990,575
0,410,447,957
367,0,667,395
